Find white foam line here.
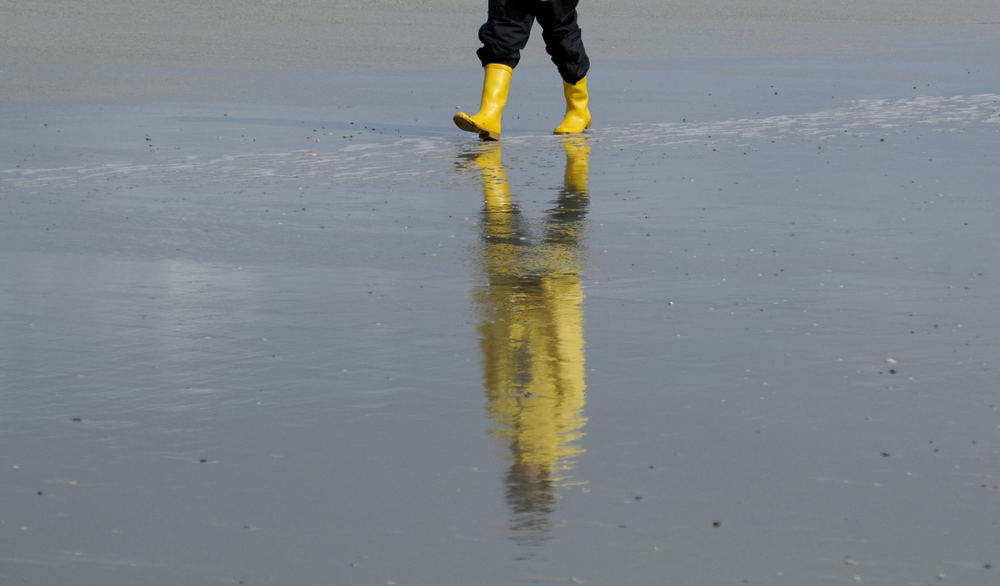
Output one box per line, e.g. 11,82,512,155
2,94,996,189
605,93,1000,148
0,165,88,176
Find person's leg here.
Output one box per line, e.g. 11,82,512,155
536,0,591,134
456,0,536,139
477,0,536,70
535,0,589,84
537,0,591,134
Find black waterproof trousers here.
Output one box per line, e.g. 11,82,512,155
477,0,590,84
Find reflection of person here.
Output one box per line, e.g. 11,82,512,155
466,138,590,547
454,0,592,140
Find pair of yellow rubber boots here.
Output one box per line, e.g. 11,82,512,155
453,63,591,140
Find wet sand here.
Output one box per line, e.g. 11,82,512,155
3,2,1000,585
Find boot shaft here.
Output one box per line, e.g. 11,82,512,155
554,76,591,135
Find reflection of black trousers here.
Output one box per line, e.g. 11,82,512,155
477,0,590,84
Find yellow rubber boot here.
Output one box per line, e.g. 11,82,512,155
553,77,591,135
454,63,513,141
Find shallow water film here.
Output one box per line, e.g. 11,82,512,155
2,54,1000,585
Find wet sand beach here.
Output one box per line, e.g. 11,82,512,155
2,2,1000,585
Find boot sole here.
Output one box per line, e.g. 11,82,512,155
553,119,592,135
453,113,499,141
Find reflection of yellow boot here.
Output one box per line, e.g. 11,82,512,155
473,143,512,213
553,77,591,135
454,64,513,141
561,137,590,194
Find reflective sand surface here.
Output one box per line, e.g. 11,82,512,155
3,39,1000,586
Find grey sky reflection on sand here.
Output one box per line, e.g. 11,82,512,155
467,138,591,555
1,253,263,414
